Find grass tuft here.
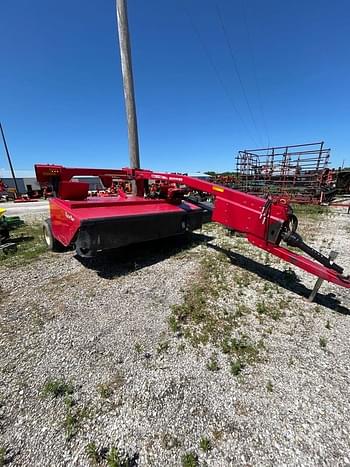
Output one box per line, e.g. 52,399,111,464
206,354,219,372
319,336,327,349
230,359,244,376
85,442,100,464
42,379,73,398
0,447,5,467
182,452,199,467
199,436,212,452
157,340,170,354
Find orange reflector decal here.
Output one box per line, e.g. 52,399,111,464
212,186,224,193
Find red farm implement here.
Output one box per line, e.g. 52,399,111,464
235,142,332,204
35,164,350,291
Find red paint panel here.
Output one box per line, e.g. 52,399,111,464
50,196,201,246
50,199,81,246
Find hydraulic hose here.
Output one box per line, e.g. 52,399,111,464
282,230,344,274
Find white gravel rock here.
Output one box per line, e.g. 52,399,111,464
0,208,349,466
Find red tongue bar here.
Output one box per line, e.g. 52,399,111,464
248,235,350,289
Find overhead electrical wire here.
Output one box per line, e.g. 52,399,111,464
241,0,271,148
180,0,259,147
215,1,265,147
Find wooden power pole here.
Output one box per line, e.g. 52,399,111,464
116,0,140,169
0,122,19,195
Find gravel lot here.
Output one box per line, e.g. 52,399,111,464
0,207,349,466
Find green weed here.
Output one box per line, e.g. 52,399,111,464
182,452,199,467
65,405,90,441
319,337,327,349
230,359,244,376
106,446,133,467
256,301,284,321
157,340,170,354
0,447,5,467
42,379,73,398
292,205,329,219
97,383,113,399
169,252,232,347
199,436,212,452
85,442,100,464
221,336,259,363
207,354,219,371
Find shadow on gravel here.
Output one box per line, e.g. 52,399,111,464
75,232,213,279
209,244,350,316
9,235,34,244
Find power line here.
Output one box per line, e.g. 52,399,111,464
241,0,271,147
215,1,265,146
180,1,259,147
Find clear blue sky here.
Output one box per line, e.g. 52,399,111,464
1,0,349,176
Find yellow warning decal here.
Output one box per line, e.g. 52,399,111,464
212,186,224,193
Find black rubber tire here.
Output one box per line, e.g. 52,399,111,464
43,219,65,252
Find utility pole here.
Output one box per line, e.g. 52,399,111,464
116,0,140,169
0,122,19,195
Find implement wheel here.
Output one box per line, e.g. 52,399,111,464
43,219,65,252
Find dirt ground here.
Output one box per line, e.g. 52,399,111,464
0,207,349,466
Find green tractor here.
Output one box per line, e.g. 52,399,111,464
0,208,24,253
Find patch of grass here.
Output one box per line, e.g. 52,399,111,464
256,301,268,315
168,315,180,332
169,252,265,374
85,442,100,465
106,446,134,467
97,383,113,399
199,436,212,452
235,303,251,317
160,433,179,450
0,447,5,467
65,410,78,440
266,380,273,392
182,452,199,467
221,336,260,363
292,204,329,219
230,359,244,376
256,300,284,321
0,222,48,267
64,395,74,408
106,446,122,467
65,404,90,441
319,336,327,349
134,342,142,353
234,271,252,287
168,252,233,346
97,372,125,399
157,340,170,354
212,429,224,440
42,379,73,398
206,354,219,371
